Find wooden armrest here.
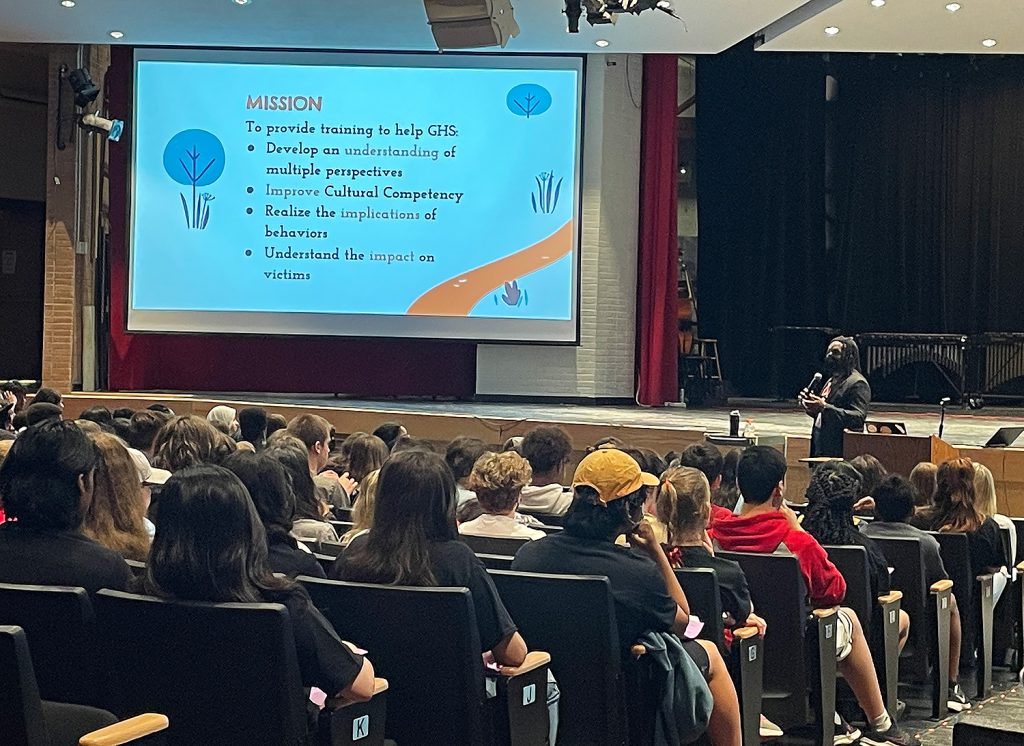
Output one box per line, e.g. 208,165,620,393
976,573,995,582
79,713,169,746
335,677,389,708
501,650,551,677
371,677,388,696
1016,561,1024,573
930,579,953,594
732,626,760,640
877,591,903,604
630,644,647,657
811,606,839,619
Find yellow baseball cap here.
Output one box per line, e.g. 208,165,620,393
572,448,659,504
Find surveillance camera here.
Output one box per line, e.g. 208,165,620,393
80,113,125,142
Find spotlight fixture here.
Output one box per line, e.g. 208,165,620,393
981,37,997,47
944,2,961,11
422,0,519,49
67,67,100,108
109,30,125,39
594,38,610,47
564,0,679,33
824,25,840,35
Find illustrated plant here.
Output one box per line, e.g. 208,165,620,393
177,147,218,229
531,171,563,214
163,129,225,232
496,280,528,308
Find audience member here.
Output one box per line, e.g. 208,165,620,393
909,462,938,510
112,417,133,441
714,446,918,746
861,475,967,710
501,436,524,454
460,451,544,540
151,415,234,472
0,397,15,435
80,433,152,561
586,436,625,452
112,407,136,420
1,380,28,413
519,425,574,516
371,421,407,451
390,434,436,453
79,406,116,433
126,409,170,457
143,465,375,706
973,462,1016,560
513,448,740,746
680,443,735,532
849,454,887,500
237,407,268,451
445,436,489,506
222,451,325,578
0,421,130,593
33,387,63,410
286,414,351,509
265,436,339,543
206,405,239,437
340,470,379,547
126,447,169,536
146,403,175,415
266,413,288,437
714,449,741,511
338,432,389,485
26,401,62,427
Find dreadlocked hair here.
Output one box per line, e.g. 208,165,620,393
656,466,712,546
802,461,863,546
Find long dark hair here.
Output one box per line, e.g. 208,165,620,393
341,450,458,586
264,436,323,522
802,461,862,545
221,451,296,547
144,465,292,603
923,458,985,533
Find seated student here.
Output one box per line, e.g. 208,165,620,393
79,406,116,433
266,413,288,438
713,446,919,746
390,435,437,454
340,470,379,547
911,458,1009,605
222,451,325,579
973,463,1016,561
801,462,910,653
33,386,63,410
331,450,559,743
513,449,742,746
126,409,171,459
237,407,269,452
286,414,352,510
445,436,489,507
714,450,742,512
862,475,968,711
334,432,389,489
1,379,28,415
26,401,62,427
849,454,887,506
0,421,130,593
371,421,407,452
909,462,938,512
151,415,235,472
80,432,152,562
519,425,574,516
142,465,375,713
265,436,339,544
206,405,239,438
680,443,735,532
460,452,545,540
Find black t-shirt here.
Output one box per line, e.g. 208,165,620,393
669,545,752,625
0,524,131,594
331,536,517,651
843,530,892,600
268,537,326,579
910,514,1008,577
511,533,678,652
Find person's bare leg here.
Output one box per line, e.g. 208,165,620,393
949,595,962,682
898,610,910,654
696,638,741,746
836,607,886,720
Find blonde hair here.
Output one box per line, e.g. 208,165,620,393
656,466,711,545
468,451,532,514
81,433,151,561
973,462,998,518
909,462,938,509
342,469,380,546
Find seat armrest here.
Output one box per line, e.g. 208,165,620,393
811,606,840,620
930,579,953,594
1016,561,1024,573
976,572,996,582
877,591,903,604
79,713,169,746
334,677,389,709
500,651,551,677
733,625,761,640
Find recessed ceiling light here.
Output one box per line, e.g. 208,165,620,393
981,38,997,47
109,30,125,39
824,26,840,36
656,0,673,8
945,2,961,11
60,0,76,7
870,0,885,7
679,167,687,175
233,0,252,5
595,39,610,47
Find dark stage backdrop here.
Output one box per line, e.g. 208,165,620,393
106,46,476,396
697,44,1024,396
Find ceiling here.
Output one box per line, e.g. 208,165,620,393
759,0,1024,54
0,0,809,55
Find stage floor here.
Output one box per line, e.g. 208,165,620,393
136,393,1024,448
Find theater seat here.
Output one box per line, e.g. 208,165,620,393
461,534,531,556
953,722,1024,745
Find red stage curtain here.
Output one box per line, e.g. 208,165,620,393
104,47,476,396
636,55,680,406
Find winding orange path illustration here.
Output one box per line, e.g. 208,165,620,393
407,221,573,316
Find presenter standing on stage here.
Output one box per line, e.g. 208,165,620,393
801,336,871,457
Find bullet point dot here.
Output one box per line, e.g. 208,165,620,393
246,186,254,194
245,249,252,256
247,144,255,152
246,207,253,214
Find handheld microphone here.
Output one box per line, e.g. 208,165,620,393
800,372,823,399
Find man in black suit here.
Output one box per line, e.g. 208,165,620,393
801,336,871,457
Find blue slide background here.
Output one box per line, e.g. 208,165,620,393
131,59,580,320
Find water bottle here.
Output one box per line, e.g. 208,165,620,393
729,410,740,437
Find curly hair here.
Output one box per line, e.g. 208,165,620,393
469,451,533,514
521,425,573,475
802,461,862,545
151,416,235,472
656,466,711,544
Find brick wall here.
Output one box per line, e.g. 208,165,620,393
476,54,643,399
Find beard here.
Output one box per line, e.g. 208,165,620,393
824,356,842,375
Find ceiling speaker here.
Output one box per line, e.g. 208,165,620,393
423,0,520,49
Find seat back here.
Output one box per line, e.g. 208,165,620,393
823,546,873,635
0,625,46,746
1012,517,1024,565
929,532,977,657
95,590,307,746
718,551,812,728
489,570,626,746
518,510,564,526
300,577,487,746
872,537,930,675
953,722,1024,746
477,553,514,571
461,533,531,557
674,568,725,651
0,583,104,708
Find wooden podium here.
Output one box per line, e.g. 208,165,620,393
842,431,960,476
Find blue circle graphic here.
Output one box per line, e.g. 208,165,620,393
507,84,552,118
163,129,225,187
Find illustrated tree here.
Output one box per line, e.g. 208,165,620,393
162,129,226,231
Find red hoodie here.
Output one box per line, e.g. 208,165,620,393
712,510,847,607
